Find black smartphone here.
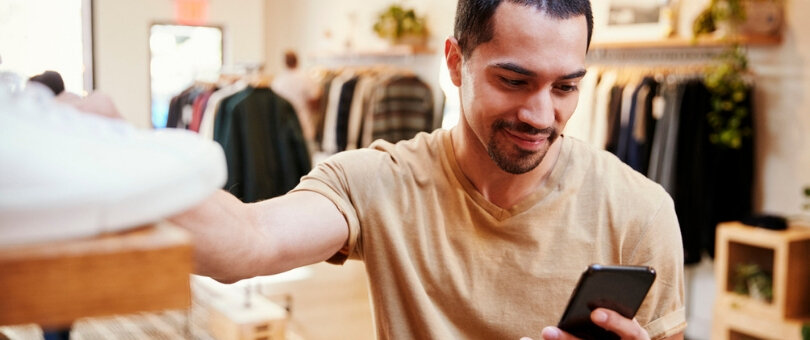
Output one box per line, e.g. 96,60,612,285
557,264,656,340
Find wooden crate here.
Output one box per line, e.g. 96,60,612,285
712,304,808,340
714,222,810,320
191,276,288,340
0,222,192,329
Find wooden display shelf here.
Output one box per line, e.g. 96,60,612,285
712,304,808,340
0,222,192,329
591,34,782,50
714,222,810,321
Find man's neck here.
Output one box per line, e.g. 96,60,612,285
450,124,562,209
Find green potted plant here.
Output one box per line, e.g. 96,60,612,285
693,0,784,40
804,186,810,211
693,0,747,40
733,263,773,302
703,45,751,149
693,1,755,149
373,4,429,49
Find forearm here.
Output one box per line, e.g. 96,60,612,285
170,190,272,283
169,189,349,283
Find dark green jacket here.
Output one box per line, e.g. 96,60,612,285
214,87,311,202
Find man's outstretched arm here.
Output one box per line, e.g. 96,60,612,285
169,189,349,283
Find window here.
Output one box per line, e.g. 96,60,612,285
149,24,222,128
0,0,93,94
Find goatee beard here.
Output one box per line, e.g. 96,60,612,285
487,120,558,174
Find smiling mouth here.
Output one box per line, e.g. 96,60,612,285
503,129,549,150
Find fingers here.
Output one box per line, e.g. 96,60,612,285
530,308,650,340
591,308,650,340
540,326,580,340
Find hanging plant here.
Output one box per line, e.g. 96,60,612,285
804,186,810,211
704,45,751,149
372,4,429,45
693,0,747,39
802,323,809,340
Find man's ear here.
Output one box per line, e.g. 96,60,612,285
445,37,463,87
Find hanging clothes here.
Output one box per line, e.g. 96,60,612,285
213,86,311,203
672,80,754,264
271,69,321,144
565,68,599,144
199,81,248,140
312,67,436,156
647,77,685,195
591,69,617,149
346,74,380,151
312,71,337,148
189,89,214,132
572,66,755,265
362,74,434,147
335,77,360,152
166,87,198,128
320,71,356,155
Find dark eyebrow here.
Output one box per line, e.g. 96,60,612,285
560,68,587,80
492,62,536,77
492,63,587,80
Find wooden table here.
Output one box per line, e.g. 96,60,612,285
0,222,193,329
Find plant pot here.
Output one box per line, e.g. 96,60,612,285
390,34,429,53
739,0,783,36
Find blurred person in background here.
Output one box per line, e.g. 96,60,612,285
271,50,320,151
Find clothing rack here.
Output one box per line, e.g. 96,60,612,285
165,68,311,203
309,51,437,68
587,45,741,66
310,51,445,131
219,62,265,76
311,65,436,157
568,60,756,266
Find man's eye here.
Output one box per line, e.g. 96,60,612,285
556,84,578,93
500,76,526,87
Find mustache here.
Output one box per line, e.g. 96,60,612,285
492,120,555,136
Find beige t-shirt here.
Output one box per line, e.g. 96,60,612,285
291,129,686,339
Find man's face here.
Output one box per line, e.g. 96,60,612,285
448,2,588,174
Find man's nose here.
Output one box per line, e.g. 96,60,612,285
516,88,554,130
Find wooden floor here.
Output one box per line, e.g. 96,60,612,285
258,260,375,340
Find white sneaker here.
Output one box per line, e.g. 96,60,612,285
0,75,227,247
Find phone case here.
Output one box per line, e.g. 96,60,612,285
557,264,656,340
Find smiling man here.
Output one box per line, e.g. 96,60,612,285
172,1,686,339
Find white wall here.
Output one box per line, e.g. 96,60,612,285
93,0,265,128
264,0,456,74
264,0,457,131
748,0,810,218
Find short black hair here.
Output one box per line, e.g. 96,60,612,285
454,0,593,58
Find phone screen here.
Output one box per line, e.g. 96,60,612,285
557,264,656,340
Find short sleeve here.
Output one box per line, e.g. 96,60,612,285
289,149,387,264
628,194,687,339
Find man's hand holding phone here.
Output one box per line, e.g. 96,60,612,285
521,264,656,340
534,309,650,340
